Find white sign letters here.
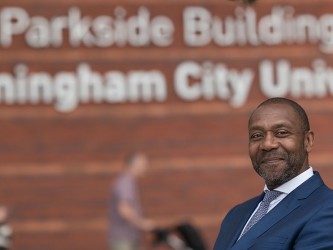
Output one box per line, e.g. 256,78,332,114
0,5,332,112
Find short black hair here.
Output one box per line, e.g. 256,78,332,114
249,97,310,132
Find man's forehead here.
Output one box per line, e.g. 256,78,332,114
249,103,300,128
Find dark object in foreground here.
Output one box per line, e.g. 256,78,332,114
152,223,207,250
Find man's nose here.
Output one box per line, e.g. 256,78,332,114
260,132,279,150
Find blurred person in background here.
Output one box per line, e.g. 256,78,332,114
0,206,12,250
108,152,155,250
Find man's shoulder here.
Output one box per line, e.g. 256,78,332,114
116,172,133,182
297,172,333,198
112,173,133,189
316,183,333,200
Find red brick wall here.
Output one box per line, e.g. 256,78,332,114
1,0,333,249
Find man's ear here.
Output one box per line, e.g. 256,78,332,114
305,130,314,153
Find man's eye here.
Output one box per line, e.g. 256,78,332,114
275,130,289,137
250,133,263,140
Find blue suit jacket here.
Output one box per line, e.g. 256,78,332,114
213,172,333,250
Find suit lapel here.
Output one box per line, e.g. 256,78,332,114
232,193,302,249
231,172,324,250
220,194,264,249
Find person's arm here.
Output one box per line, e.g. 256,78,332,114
118,200,155,231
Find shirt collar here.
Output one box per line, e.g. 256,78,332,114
264,166,314,194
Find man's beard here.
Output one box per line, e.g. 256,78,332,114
252,147,307,188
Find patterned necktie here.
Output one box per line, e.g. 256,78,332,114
239,190,282,239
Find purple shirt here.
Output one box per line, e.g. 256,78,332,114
109,172,143,242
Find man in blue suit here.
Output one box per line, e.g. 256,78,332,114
214,97,333,250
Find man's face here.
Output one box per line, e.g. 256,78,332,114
248,103,314,189
133,154,149,177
